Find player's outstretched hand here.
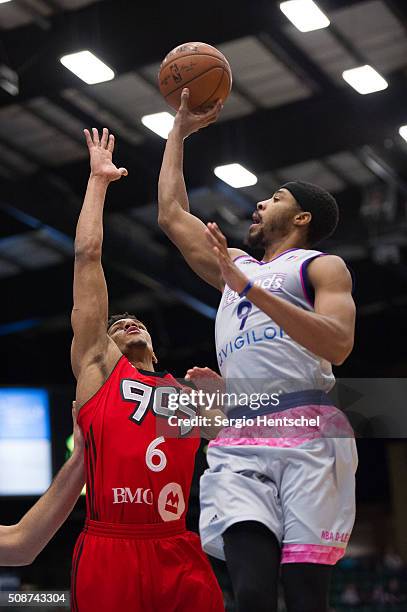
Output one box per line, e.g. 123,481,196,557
185,367,226,406
205,222,249,294
173,88,223,139
84,127,128,183
185,366,223,384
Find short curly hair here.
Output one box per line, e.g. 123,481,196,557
107,312,146,332
282,181,339,245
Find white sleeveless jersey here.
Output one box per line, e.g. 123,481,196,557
215,248,335,398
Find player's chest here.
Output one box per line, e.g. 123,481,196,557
105,376,197,438
221,263,292,312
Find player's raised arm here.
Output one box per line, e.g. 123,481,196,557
71,128,126,380
158,88,246,291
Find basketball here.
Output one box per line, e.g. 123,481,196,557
158,42,232,112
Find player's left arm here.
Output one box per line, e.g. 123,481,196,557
206,222,355,366
0,405,85,567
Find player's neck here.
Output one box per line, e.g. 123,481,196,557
130,359,155,372
126,352,156,372
262,235,305,262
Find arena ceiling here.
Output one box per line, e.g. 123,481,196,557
1,0,407,382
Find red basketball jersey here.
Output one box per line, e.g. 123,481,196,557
77,356,199,524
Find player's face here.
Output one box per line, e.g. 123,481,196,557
247,188,300,248
108,318,154,357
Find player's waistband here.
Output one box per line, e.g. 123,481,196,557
84,518,186,539
227,389,334,420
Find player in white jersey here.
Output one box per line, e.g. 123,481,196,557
158,88,357,612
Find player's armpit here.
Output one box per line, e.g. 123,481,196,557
159,205,246,290
308,255,356,365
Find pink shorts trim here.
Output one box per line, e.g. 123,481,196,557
209,404,354,448
209,435,315,448
281,544,345,565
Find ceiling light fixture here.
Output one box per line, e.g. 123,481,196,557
279,0,330,32
214,163,258,188
342,65,388,95
60,51,115,85
141,112,174,139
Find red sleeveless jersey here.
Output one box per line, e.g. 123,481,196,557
77,356,199,524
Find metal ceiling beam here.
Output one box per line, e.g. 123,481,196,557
0,0,365,108
182,71,407,184
1,70,405,217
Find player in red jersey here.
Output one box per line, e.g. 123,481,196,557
70,127,224,612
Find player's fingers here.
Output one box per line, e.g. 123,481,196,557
92,128,100,145
101,127,109,148
207,223,225,247
207,101,222,121
107,133,115,153
215,99,223,112
180,88,190,110
83,129,93,148
210,222,228,248
189,367,204,374
205,227,219,248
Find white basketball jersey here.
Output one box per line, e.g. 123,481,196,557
215,248,335,399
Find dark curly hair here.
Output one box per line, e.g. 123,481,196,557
282,181,339,245
107,312,146,332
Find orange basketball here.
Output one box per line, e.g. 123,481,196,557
158,42,232,112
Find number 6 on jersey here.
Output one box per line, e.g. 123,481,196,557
146,436,167,472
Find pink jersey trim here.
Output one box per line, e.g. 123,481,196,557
281,544,346,565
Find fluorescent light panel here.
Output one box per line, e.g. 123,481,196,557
399,126,407,143
60,51,114,85
0,1,13,4
280,0,330,32
214,163,258,188
342,65,388,95
141,112,174,139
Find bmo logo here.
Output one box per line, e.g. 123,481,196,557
112,487,153,505
158,482,185,522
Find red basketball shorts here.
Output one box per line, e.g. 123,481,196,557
71,519,224,612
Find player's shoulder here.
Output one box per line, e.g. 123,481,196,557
307,254,352,286
309,253,347,271
228,247,249,262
